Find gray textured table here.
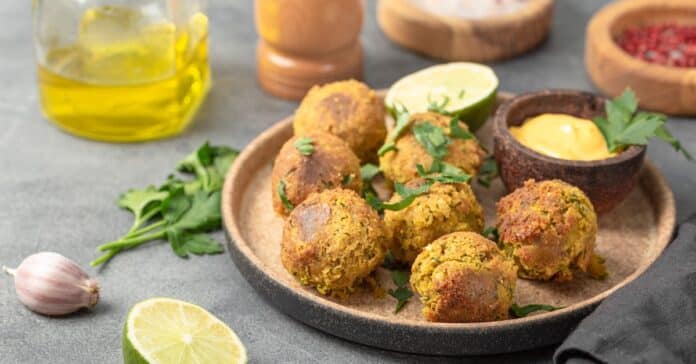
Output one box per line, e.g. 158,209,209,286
1,1,694,363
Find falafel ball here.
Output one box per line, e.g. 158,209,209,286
272,132,362,216
281,189,388,297
410,232,517,323
379,112,486,184
384,179,484,263
496,179,597,282
293,80,387,162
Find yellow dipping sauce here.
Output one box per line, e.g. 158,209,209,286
509,114,615,161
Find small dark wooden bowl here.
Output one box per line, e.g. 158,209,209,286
493,90,646,213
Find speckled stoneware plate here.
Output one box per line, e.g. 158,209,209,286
221,92,675,355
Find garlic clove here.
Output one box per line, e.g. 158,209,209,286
4,252,100,316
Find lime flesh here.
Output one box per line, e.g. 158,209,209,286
123,298,247,364
385,62,499,131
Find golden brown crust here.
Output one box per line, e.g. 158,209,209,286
379,112,485,184
271,132,362,216
384,180,484,263
496,179,598,282
410,232,517,323
281,189,388,297
293,80,387,163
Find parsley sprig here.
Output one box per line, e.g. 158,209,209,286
593,89,692,160
387,270,413,313
91,142,239,267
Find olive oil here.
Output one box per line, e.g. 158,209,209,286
37,6,211,142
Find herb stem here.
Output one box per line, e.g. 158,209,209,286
90,249,122,267
127,220,167,239
126,208,162,237
97,231,166,251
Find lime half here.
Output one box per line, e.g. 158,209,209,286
385,62,499,131
123,298,247,364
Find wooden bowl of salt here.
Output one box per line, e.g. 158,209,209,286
377,0,554,62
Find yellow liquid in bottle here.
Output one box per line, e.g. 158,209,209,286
38,6,211,142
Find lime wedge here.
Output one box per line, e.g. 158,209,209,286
123,298,247,364
385,62,499,131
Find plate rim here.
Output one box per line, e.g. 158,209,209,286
221,94,676,354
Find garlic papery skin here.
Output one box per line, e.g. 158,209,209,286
3,252,100,316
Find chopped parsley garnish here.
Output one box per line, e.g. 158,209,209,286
379,103,411,156
360,163,381,182
367,182,430,213
593,88,692,160
388,270,413,313
482,226,499,243
341,174,354,186
477,155,499,188
277,180,293,212
449,117,474,140
509,303,562,318
427,93,451,115
413,121,450,161
294,137,315,156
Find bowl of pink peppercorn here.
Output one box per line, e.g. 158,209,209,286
585,0,696,116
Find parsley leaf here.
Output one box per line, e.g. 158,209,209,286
427,93,451,115
360,163,381,182
166,190,222,232
477,155,499,188
379,103,411,156
510,303,562,318
177,142,240,192
294,137,315,156
593,88,692,159
388,270,413,313
168,231,224,258
449,117,474,140
277,180,294,212
482,226,499,243
365,181,430,213
91,142,239,267
391,270,410,286
413,122,450,160
117,187,169,228
341,174,354,186
383,250,397,269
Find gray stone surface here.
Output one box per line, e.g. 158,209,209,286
1,1,694,363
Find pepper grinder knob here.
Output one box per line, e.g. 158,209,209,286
255,0,364,100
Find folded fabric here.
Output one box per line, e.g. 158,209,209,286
554,215,696,364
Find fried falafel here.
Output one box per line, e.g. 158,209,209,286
293,80,387,163
496,179,598,282
379,112,485,184
384,179,484,263
281,189,388,297
272,132,362,216
410,232,517,323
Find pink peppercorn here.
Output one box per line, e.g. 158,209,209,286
616,24,696,68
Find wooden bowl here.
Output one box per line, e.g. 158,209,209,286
586,0,696,116
493,89,646,214
377,0,554,62
222,91,676,355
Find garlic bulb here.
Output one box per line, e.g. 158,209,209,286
3,252,100,316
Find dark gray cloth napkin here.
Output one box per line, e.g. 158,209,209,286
554,215,696,364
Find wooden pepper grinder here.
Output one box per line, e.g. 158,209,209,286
255,0,364,100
